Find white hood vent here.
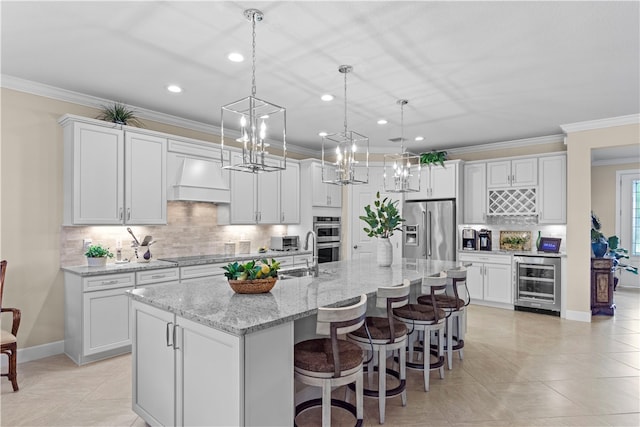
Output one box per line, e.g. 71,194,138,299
166,140,231,204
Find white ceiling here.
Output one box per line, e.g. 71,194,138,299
2,1,639,156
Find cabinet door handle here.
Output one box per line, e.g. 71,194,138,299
119,208,123,220
173,323,179,350
166,322,174,347
127,208,131,220
101,279,119,285
151,274,165,279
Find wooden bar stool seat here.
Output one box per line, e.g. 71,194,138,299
347,281,411,424
417,267,469,370
392,278,448,392
294,294,369,427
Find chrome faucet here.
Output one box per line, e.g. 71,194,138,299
304,230,319,277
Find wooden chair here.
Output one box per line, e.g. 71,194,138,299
347,281,410,424
417,267,469,369
294,294,368,427
392,277,447,392
1,260,21,391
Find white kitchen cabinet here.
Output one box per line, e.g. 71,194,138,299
487,158,537,188
64,271,135,365
405,160,459,201
125,131,167,224
221,152,281,224
458,253,513,308
60,115,167,225
463,162,487,223
280,160,300,224
538,154,567,224
311,161,342,208
132,300,292,426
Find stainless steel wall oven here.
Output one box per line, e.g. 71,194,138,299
514,255,561,316
313,216,341,263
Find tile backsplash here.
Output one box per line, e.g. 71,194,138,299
458,223,567,252
61,202,288,266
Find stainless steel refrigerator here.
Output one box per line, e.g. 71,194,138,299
403,199,456,261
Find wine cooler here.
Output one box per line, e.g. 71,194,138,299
514,255,561,315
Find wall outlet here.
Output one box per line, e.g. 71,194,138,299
82,239,92,250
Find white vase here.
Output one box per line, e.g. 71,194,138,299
86,256,107,267
377,237,393,267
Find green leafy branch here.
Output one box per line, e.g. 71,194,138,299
359,192,405,238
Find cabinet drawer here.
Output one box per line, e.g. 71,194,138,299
180,263,227,280
274,256,294,267
136,268,180,286
459,253,512,265
83,273,135,292
293,254,312,265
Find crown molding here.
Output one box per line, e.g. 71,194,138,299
561,114,640,134
592,158,640,167
0,74,315,157
445,134,565,155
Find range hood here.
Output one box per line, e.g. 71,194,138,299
168,154,231,204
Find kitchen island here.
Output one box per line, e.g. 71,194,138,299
127,257,464,426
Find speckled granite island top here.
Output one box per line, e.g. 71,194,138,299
127,258,464,336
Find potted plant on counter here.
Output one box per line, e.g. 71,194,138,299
84,244,114,267
222,259,281,294
360,191,405,267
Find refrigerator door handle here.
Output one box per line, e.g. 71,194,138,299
427,211,432,257
422,210,427,257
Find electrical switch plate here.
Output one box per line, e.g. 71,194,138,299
83,238,92,250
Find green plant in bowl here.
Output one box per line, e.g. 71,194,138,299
84,244,114,258
222,259,280,281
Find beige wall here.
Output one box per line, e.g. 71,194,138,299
566,123,640,316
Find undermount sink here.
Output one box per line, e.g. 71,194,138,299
278,267,314,280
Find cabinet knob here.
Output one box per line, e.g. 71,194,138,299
353,245,358,249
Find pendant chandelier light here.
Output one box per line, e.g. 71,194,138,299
321,65,369,185
220,9,286,173
383,99,421,193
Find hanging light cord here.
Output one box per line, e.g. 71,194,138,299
251,14,257,97
343,69,348,134
400,101,405,154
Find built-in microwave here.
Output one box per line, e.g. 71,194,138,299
270,235,300,251
314,216,341,243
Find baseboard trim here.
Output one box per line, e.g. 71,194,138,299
565,310,592,322
0,340,64,368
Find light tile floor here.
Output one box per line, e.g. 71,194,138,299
2,287,639,426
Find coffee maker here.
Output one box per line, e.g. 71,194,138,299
462,228,478,250
478,229,492,251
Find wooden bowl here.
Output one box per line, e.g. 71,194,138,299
227,277,277,294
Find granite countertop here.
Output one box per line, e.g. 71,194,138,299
459,250,566,258
61,250,313,276
127,257,464,336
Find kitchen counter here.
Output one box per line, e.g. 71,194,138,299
127,257,462,336
61,250,313,276
459,249,566,257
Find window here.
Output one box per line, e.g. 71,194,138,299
632,178,640,256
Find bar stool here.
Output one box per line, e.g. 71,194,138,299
417,267,469,370
392,278,447,392
347,281,410,424
294,294,369,427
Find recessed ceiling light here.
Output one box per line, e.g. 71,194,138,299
318,131,328,137
167,85,182,93
320,94,334,102
228,52,244,62
377,119,388,125
414,136,425,141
